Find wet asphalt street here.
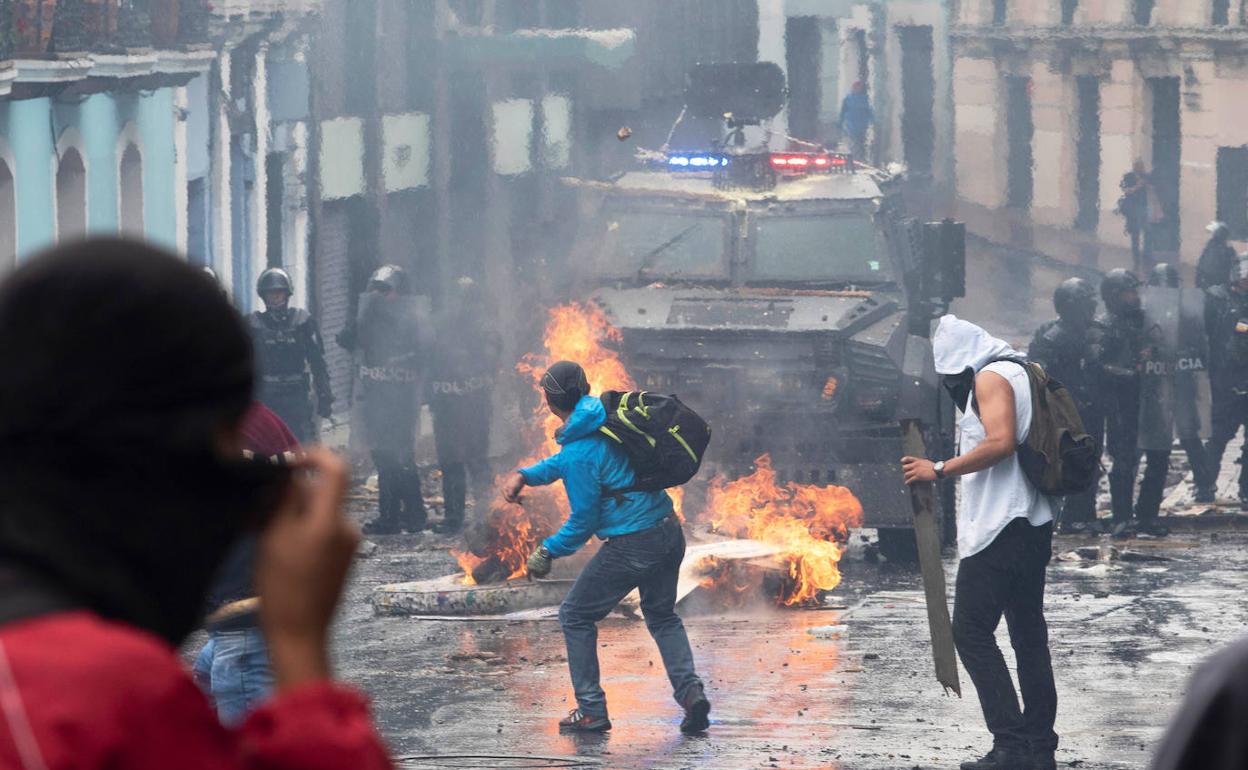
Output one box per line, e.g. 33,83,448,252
331,518,1248,770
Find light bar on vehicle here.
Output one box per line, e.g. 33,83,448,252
666,153,731,169
769,152,850,172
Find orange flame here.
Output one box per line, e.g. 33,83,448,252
460,302,635,583
706,455,862,606
822,376,838,401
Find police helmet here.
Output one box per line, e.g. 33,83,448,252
1148,263,1180,288
1207,221,1231,240
256,267,293,297
1101,268,1141,311
1053,277,1096,321
368,264,409,295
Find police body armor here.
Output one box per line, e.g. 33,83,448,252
1138,286,1212,451
1208,287,1248,395
251,308,315,395
1029,319,1103,411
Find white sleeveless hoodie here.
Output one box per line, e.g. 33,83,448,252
933,315,1055,559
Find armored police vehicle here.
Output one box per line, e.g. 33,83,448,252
561,65,965,558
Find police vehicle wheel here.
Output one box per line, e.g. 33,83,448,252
877,527,919,563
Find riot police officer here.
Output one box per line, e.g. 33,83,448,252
1029,277,1105,533
1197,221,1237,291
248,268,333,443
1096,269,1146,537
337,265,428,534
1203,254,1248,510
428,277,502,535
1134,264,1210,528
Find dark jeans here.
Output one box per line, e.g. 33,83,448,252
1105,384,1141,523
441,458,492,525
193,627,274,726
1205,390,1248,499
558,517,702,718
372,449,426,529
953,519,1058,755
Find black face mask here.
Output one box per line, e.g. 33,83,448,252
942,368,975,412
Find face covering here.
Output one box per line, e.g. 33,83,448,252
942,368,975,412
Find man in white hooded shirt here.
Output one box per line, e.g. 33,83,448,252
902,315,1058,770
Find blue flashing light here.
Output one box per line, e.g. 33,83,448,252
666,153,729,169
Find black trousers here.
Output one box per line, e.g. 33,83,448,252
371,449,426,529
953,519,1058,755
1105,384,1141,523
1205,390,1248,500
1137,436,1208,521
440,459,492,525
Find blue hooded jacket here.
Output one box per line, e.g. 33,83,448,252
519,395,674,557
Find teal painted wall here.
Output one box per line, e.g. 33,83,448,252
7,98,56,257
1,86,180,261
137,88,177,250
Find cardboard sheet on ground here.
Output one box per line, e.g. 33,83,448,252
617,538,785,613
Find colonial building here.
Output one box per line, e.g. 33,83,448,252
952,0,1248,269
0,0,319,316
766,0,955,186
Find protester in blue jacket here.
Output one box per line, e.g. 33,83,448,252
501,361,710,735
839,80,874,161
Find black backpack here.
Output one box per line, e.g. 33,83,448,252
975,358,1100,496
597,390,711,495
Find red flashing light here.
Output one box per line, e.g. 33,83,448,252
769,152,849,173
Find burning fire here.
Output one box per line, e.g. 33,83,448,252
822,376,838,401
454,302,636,584
706,455,862,606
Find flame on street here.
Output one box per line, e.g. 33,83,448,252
453,302,635,584
706,455,863,606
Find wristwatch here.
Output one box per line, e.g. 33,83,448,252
933,461,947,480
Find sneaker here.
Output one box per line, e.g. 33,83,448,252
558,709,611,733
679,685,711,734
959,746,1031,770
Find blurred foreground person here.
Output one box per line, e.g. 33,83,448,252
194,401,300,724
250,267,334,442
429,277,501,535
338,265,426,535
0,240,390,769
501,361,710,735
1203,253,1248,510
1151,636,1248,770
1028,278,1105,534
902,316,1058,770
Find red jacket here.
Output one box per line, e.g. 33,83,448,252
241,401,301,458
0,612,392,770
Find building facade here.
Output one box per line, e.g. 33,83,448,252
952,0,1248,269
769,0,955,186
0,0,319,317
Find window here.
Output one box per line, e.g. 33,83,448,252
752,215,892,284
1061,0,1078,24
1216,147,1248,240
993,0,1007,24
56,148,87,242
1133,0,1155,25
590,210,728,281
119,144,144,236
1213,0,1230,25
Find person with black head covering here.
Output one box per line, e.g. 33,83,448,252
0,239,390,769
500,361,710,735
1197,221,1237,291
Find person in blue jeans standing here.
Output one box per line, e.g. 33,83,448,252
501,361,710,734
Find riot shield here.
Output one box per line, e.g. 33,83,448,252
1139,287,1212,451
354,293,430,452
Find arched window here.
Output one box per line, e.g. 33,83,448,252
0,159,13,272
119,143,144,236
56,148,87,242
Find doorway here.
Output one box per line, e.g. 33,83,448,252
1006,77,1034,210
1075,76,1101,231
785,16,821,143
898,25,935,176
1149,76,1181,252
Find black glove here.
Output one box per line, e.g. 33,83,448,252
527,545,553,578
